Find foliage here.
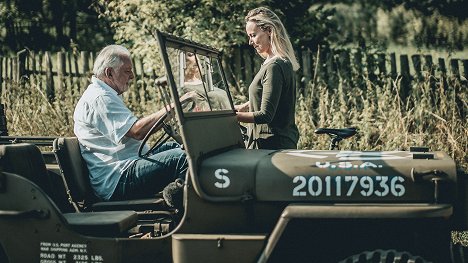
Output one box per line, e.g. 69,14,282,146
268,0,337,48
96,0,263,76
0,0,113,54
323,2,468,51
321,0,467,19
95,0,339,76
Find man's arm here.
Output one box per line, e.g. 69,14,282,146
126,107,170,140
126,91,196,140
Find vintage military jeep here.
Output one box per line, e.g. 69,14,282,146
0,31,466,263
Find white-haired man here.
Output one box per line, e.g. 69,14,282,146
74,45,185,207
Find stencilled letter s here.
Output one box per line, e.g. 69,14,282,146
214,168,230,189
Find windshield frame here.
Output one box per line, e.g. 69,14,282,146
156,31,235,120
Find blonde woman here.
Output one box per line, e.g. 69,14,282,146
235,7,300,149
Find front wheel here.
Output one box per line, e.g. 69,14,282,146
339,249,431,263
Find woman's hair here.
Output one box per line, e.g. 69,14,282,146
93,45,131,77
245,7,299,71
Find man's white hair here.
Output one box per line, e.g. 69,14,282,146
93,45,131,77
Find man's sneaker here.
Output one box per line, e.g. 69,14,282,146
162,178,184,208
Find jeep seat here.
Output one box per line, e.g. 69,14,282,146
53,137,166,211
0,143,138,237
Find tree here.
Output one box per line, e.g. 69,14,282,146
96,0,336,74
0,0,113,54
96,0,264,73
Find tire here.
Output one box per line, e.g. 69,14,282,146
339,249,431,263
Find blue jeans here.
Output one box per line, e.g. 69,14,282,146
110,142,188,200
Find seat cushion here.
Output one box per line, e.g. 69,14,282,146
64,210,138,237
92,198,167,211
0,143,53,197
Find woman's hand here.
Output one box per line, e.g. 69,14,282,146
234,101,249,112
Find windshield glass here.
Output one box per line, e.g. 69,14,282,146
165,47,232,114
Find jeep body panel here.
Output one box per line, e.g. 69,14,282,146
198,149,456,203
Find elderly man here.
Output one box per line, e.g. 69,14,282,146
74,45,186,207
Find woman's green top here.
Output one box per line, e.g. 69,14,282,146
246,56,299,149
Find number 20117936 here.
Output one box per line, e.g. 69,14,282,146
292,175,405,197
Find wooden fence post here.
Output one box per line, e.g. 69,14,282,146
424,55,434,76
71,52,80,97
44,51,55,101
377,53,386,76
17,49,28,83
36,51,43,90
438,58,447,76
301,48,312,92
437,58,448,90
80,51,90,94
411,54,422,81
400,54,410,100
0,56,3,94
57,51,66,99
366,53,376,82
462,59,468,81
9,56,14,81
296,49,312,95
67,52,74,90
81,51,90,74
353,48,364,88
0,104,8,136
390,53,397,79
90,52,96,70
326,48,338,88
337,50,351,82
30,51,36,74
424,55,436,91
449,59,460,79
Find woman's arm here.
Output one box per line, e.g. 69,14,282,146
236,111,255,123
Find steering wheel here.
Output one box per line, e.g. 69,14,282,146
138,97,195,159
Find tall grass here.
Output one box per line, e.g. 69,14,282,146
296,74,467,171
1,76,164,137
2,70,466,170
1,76,76,137
1,69,467,246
